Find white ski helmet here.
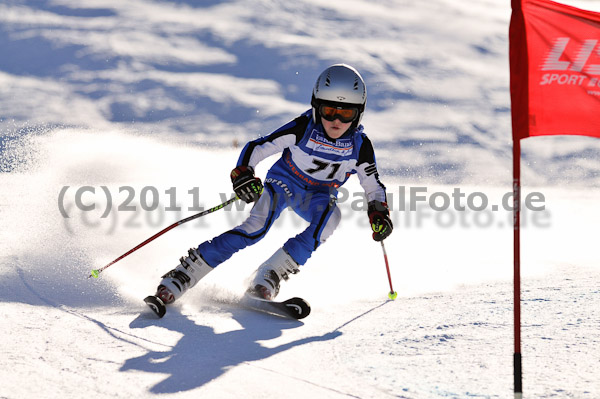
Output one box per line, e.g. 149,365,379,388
311,64,367,127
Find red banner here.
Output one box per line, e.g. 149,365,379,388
510,0,600,140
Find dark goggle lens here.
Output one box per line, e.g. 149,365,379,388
319,105,358,123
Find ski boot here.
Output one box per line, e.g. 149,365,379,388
248,248,299,300
155,248,213,304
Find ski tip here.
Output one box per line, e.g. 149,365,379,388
283,297,311,319
144,295,166,318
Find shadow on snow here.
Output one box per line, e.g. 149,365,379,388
122,308,342,394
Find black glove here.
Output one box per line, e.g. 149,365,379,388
368,200,393,241
231,166,263,203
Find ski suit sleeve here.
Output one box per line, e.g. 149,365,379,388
355,135,387,204
237,115,309,171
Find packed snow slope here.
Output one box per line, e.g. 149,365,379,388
1,1,600,398
2,0,600,184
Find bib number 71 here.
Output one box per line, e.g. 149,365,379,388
305,159,341,179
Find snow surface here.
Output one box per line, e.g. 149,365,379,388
1,0,600,398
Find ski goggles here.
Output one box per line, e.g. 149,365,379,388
318,104,359,123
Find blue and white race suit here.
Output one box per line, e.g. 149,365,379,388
198,110,387,267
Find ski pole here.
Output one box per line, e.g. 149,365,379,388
88,196,239,279
380,240,398,300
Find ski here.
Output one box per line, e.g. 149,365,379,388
143,293,311,320
144,295,167,318
240,294,311,320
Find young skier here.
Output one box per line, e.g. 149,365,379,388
153,64,393,305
